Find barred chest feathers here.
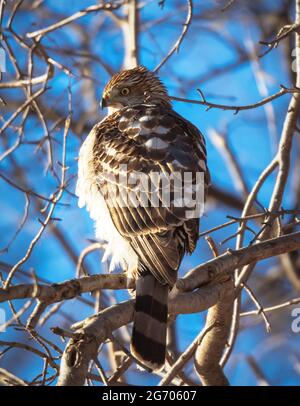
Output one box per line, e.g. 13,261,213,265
75,124,139,275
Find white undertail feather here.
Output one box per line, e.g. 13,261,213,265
75,126,138,275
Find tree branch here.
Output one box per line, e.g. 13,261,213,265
170,86,300,114
178,231,300,292
54,231,300,386
26,2,124,40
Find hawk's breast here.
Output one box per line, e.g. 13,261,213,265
75,124,139,274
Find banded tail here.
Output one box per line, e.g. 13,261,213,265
131,273,169,371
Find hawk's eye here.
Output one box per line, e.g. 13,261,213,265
120,87,130,96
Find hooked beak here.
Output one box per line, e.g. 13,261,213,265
101,97,107,109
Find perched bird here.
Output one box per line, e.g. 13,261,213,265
76,66,210,370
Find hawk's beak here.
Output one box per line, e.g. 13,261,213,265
101,97,107,109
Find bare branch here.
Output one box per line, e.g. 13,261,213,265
170,86,300,114
178,232,300,292
154,0,193,72
26,2,124,40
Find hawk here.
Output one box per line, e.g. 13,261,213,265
76,66,210,370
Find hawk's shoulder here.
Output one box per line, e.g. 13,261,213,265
93,104,210,185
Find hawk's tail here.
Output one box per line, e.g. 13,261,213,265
131,272,168,371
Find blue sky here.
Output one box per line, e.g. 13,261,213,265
0,0,299,385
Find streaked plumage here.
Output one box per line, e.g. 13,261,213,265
76,66,210,370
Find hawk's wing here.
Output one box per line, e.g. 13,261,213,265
92,104,210,285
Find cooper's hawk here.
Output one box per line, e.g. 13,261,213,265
76,66,210,370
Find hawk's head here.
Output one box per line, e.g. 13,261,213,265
101,66,171,113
